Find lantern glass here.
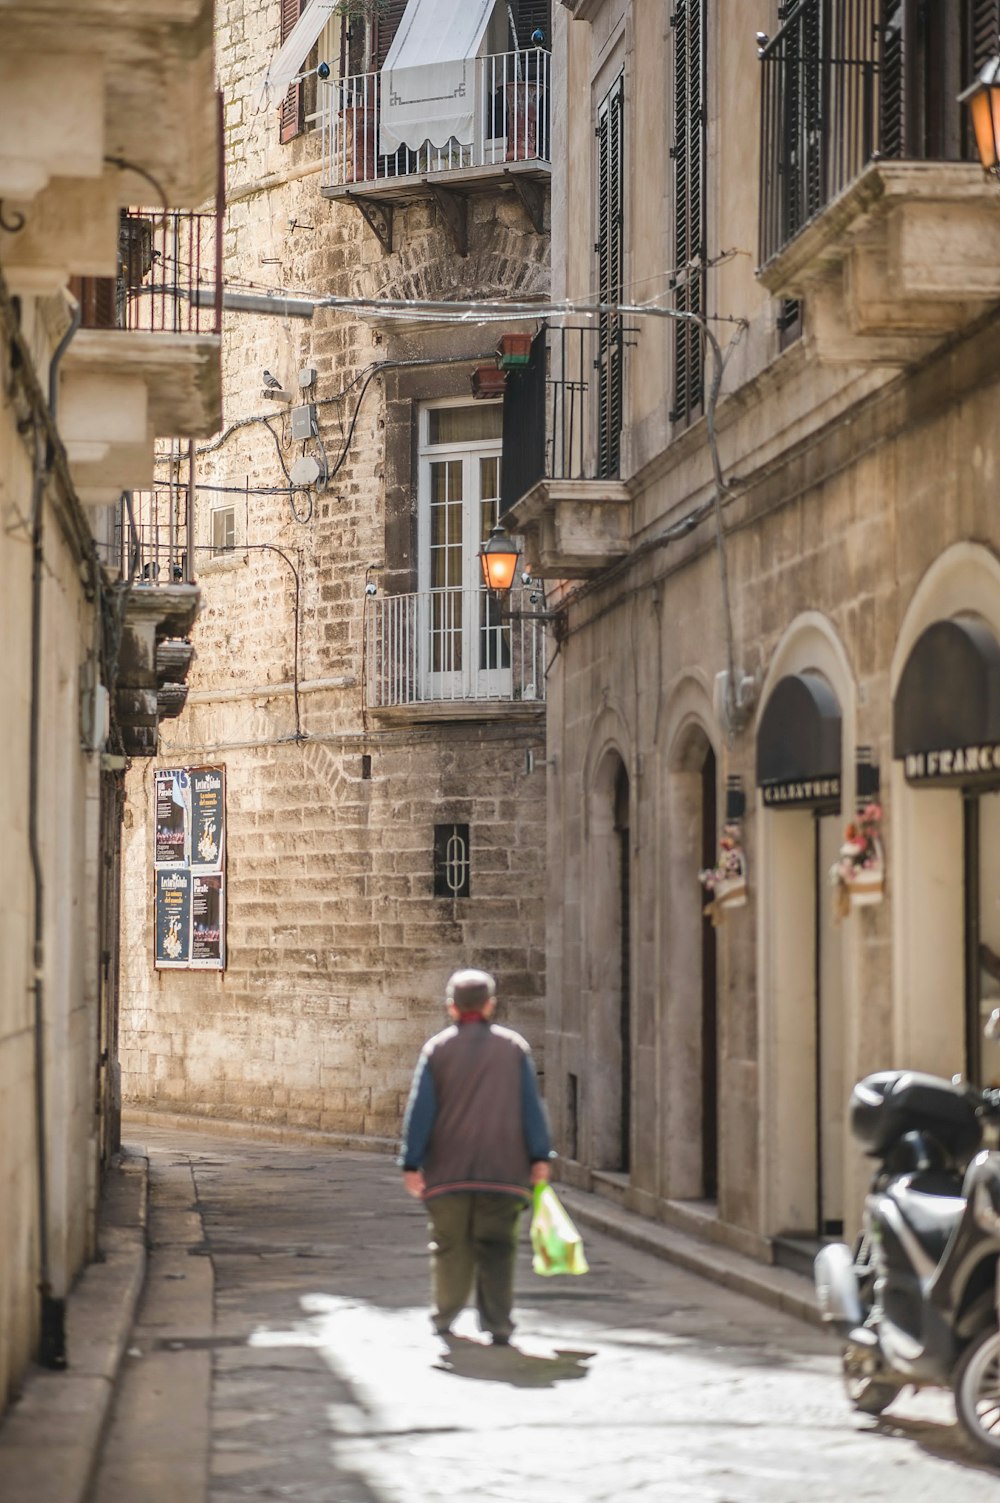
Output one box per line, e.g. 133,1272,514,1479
971,86,999,170
960,55,1000,175
478,527,520,593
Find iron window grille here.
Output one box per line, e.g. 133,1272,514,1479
434,823,471,898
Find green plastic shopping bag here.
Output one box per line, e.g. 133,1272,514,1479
530,1183,590,1277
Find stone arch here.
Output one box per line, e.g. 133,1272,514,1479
755,613,858,1240
581,702,633,1172
659,674,723,1201
890,543,1000,1076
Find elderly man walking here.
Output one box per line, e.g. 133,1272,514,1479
399,968,553,1345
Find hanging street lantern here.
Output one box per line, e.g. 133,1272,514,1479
960,52,1000,179
478,525,521,594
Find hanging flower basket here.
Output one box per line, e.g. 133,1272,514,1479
699,822,748,927
830,802,885,917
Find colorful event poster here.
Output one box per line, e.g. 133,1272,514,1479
154,769,190,868
191,873,225,969
155,869,192,968
191,766,225,872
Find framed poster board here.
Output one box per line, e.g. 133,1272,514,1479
153,765,226,970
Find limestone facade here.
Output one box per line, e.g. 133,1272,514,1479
119,0,551,1136
505,0,1000,1260
0,1,218,1412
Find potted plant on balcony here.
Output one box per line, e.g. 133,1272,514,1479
829,801,885,916
699,821,747,926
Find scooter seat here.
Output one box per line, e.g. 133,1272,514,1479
890,1178,966,1264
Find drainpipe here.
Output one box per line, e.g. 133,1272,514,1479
29,299,81,1369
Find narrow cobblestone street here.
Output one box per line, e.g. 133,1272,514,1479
82,1124,997,1503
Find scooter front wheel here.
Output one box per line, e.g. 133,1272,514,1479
953,1326,1000,1463
842,1345,900,1416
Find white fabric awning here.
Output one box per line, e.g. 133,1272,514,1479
380,0,497,156
255,0,340,110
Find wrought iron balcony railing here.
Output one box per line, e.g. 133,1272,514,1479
758,0,987,267
73,206,221,335
500,322,634,513
100,484,194,587
320,48,551,189
365,585,547,709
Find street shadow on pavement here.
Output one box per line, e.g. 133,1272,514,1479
433,1334,595,1389
868,1412,1000,1476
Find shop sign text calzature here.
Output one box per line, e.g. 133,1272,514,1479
762,777,841,809
153,766,226,970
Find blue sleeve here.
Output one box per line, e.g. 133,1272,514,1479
521,1051,553,1163
399,1053,437,1169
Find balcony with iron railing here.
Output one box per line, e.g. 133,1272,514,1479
61,204,223,505
365,584,546,714
499,323,635,577
90,484,200,755
757,0,1000,365
319,48,551,249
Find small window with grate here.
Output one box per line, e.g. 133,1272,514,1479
211,506,236,556
434,823,471,898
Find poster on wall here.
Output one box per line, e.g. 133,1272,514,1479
191,873,225,968
155,869,192,968
191,766,225,872
153,765,226,970
154,769,191,867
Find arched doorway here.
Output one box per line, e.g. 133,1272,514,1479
758,670,846,1243
586,748,632,1173
663,712,721,1204
700,745,719,1199
894,612,1000,1087
614,762,631,1174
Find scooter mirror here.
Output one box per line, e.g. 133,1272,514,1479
984,1007,1000,1042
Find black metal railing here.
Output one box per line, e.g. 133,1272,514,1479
73,206,222,336
759,0,880,266
760,0,992,267
99,484,194,586
500,322,634,513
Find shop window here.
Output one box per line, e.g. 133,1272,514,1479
434,823,471,898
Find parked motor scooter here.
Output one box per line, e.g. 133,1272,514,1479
815,1009,1000,1462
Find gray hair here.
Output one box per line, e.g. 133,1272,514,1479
445,968,496,1009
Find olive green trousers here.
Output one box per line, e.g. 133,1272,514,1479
426,1192,526,1339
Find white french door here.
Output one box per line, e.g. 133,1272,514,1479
418,402,509,701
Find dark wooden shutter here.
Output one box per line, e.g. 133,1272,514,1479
373,1,408,69
512,0,551,48
596,72,624,479
880,0,906,158
279,0,305,143
671,1,706,428
970,0,1000,69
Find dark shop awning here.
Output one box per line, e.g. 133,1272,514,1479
757,671,842,809
894,615,1000,785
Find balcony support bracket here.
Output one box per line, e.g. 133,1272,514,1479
504,170,545,235
426,184,468,257
344,193,394,254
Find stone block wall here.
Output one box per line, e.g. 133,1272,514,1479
119,0,551,1139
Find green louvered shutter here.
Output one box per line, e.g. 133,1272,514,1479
671,0,706,427
596,72,624,479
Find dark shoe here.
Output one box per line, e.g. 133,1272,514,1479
490,1333,511,1346
433,1323,452,1338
